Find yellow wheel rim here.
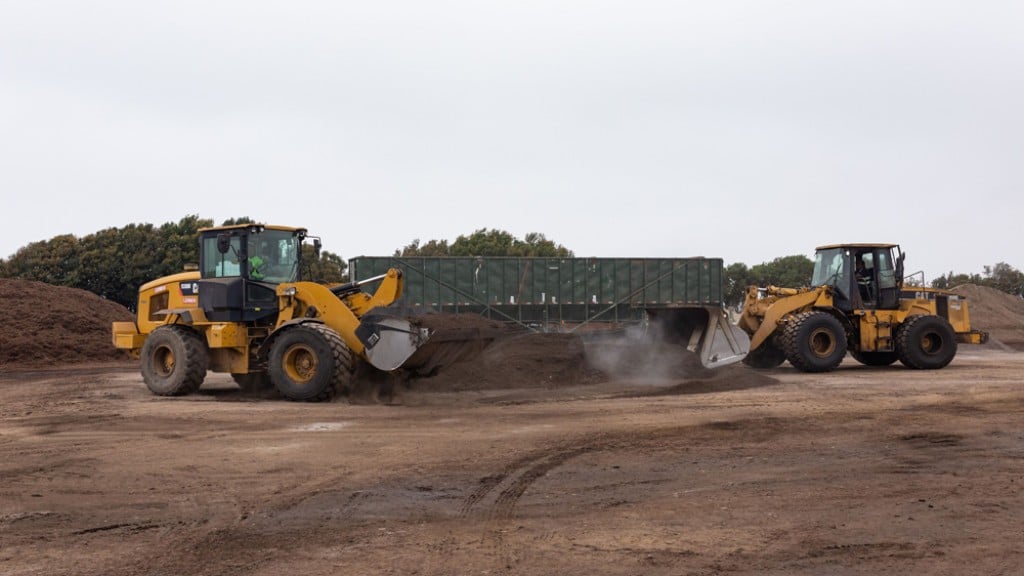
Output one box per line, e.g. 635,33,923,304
282,343,319,385
809,327,837,358
153,345,176,377
920,333,941,354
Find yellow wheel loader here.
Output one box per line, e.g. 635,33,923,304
737,243,988,372
112,224,429,401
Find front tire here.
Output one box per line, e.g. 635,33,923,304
780,311,847,373
896,315,957,370
269,324,353,402
140,325,208,396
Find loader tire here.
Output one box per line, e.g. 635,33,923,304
850,350,899,366
140,325,208,396
269,324,353,402
780,311,847,373
742,341,786,369
896,315,957,370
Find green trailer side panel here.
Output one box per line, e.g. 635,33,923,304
349,256,724,325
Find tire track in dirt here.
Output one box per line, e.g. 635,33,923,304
460,446,588,520
458,443,594,573
456,417,795,573
461,416,797,521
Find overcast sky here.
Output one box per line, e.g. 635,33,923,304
1,1,1020,281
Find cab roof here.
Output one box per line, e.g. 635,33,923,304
198,223,307,235
815,243,899,251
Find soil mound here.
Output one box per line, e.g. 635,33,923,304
0,279,135,370
952,284,1024,351
407,331,606,392
404,319,720,393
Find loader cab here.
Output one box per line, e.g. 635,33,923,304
812,244,904,312
197,224,307,323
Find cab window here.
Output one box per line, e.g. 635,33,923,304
203,236,242,278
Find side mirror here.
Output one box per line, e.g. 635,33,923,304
217,233,232,254
313,238,322,258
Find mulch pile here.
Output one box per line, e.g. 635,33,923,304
953,284,1024,351
0,279,135,370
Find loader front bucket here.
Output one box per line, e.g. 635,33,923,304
645,306,750,369
356,315,432,371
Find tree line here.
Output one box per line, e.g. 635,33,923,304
1,218,1020,310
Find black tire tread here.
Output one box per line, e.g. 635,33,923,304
270,323,353,402
896,314,958,370
780,311,847,373
140,325,208,396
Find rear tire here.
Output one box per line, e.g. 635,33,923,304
140,325,208,396
269,324,353,402
742,341,786,369
850,350,899,366
896,315,957,370
780,311,847,373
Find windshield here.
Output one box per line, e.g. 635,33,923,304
811,248,848,289
247,230,301,284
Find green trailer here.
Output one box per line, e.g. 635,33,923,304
349,256,749,368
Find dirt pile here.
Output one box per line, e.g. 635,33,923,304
0,279,135,370
407,330,606,392
404,317,716,393
952,283,1024,350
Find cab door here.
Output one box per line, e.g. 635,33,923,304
873,248,900,309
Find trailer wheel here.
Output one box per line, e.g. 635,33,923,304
742,341,786,369
850,350,899,366
269,324,353,402
896,315,957,370
140,325,208,396
781,311,847,373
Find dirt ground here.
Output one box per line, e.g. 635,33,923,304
1,279,1022,575
1,349,1022,576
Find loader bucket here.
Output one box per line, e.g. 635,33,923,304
356,315,432,371
645,306,750,369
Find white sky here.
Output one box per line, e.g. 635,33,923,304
1,1,1021,282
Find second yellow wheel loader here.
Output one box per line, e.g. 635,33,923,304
112,224,430,401
737,243,988,372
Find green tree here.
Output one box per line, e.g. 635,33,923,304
396,229,573,258
748,255,815,288
220,216,257,226
723,262,752,307
303,246,347,283
516,232,573,257
0,234,83,286
394,238,451,257
984,262,1024,297
931,271,983,290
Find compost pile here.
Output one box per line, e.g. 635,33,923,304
405,315,724,392
953,284,1024,351
0,279,135,370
